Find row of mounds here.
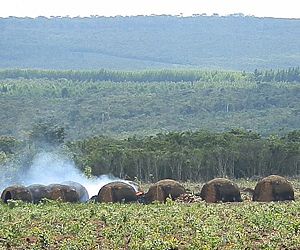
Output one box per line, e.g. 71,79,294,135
0,175,295,204
97,175,295,204
1,181,89,204
97,179,186,204
197,175,294,203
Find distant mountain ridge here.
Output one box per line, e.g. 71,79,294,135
0,15,300,70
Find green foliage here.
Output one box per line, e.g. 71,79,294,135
0,136,24,180
0,136,21,154
0,68,250,83
67,130,300,181
0,199,300,249
254,67,300,83
0,69,299,139
29,121,65,146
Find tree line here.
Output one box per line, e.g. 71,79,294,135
1,68,299,84
0,68,249,83
67,129,300,181
1,127,300,182
254,67,300,83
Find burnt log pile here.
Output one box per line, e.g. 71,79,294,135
175,193,202,203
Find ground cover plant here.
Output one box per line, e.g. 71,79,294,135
0,180,300,249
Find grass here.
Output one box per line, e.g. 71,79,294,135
0,180,300,249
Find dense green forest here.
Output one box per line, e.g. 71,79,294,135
1,128,300,182
0,68,300,139
1,15,300,70
68,129,300,181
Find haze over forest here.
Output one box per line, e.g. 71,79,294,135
1,15,300,71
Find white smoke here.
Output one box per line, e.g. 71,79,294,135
3,152,138,198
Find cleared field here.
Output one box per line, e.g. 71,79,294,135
1,200,300,249
0,180,300,249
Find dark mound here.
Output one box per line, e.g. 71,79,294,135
62,181,89,202
1,185,33,203
253,175,294,202
97,181,137,203
200,178,242,203
144,179,186,204
47,184,80,203
27,184,50,203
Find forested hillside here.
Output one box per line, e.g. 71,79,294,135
1,15,300,70
0,68,299,139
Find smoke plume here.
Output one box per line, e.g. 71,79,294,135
1,152,137,198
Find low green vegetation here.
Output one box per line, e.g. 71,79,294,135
0,194,300,249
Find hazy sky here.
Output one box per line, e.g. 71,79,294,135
1,0,300,18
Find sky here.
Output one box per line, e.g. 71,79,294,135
0,0,300,18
